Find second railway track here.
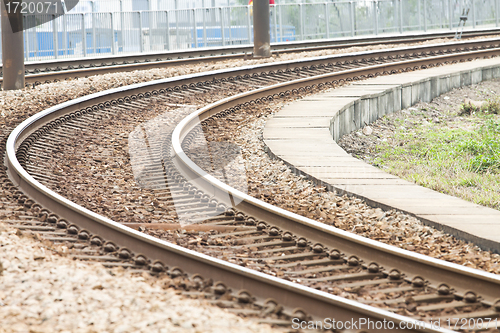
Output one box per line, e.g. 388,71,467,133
3,28,500,88
4,38,500,332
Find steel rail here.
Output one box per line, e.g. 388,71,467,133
6,46,500,332
2,27,500,87
171,49,500,306
7,35,500,87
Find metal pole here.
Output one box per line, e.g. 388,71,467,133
350,1,355,36
325,3,330,38
272,5,277,43
399,0,403,33
247,5,252,44
228,6,233,44
418,0,421,30
62,12,67,56
82,13,87,56
472,0,476,28
53,15,58,59
165,11,170,50
203,8,208,47
138,12,143,52
220,7,225,46
91,1,96,54
448,0,453,29
253,0,270,57
110,13,116,54
299,3,304,40
120,0,124,53
423,0,427,31
373,1,378,35
24,19,28,61
496,0,499,27
192,9,197,48
279,4,283,42
175,9,179,49
1,0,25,90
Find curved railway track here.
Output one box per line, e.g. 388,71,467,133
4,38,500,332
2,28,500,88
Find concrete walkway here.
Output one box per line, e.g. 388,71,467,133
263,58,500,253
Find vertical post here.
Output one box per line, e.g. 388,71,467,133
227,7,232,44
300,4,304,40
53,15,58,59
82,13,87,56
175,9,179,49
138,12,143,52
495,0,499,27
325,3,330,38
423,0,427,31
203,8,208,47
62,11,67,56
247,5,252,44
165,11,170,50
147,0,152,52
373,1,378,35
272,4,277,43
228,6,233,44
279,4,283,42
399,0,403,33
192,9,197,48
418,0,421,30
253,0,270,57
448,0,453,29
91,1,96,54
350,1,355,36
120,0,124,53
472,0,476,28
110,13,116,54
34,19,38,58
1,0,25,90
24,20,29,61
220,7,225,46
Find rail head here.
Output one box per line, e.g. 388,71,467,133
170,55,500,305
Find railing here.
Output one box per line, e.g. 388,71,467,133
0,0,498,64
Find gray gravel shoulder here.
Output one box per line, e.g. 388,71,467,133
0,224,283,333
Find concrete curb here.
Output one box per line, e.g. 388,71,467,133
264,57,500,253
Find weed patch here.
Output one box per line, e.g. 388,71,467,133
374,115,500,210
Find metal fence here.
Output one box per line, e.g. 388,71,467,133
71,0,234,13
0,0,498,64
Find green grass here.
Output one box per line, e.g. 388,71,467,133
373,113,500,210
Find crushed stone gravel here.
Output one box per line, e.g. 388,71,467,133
0,224,283,333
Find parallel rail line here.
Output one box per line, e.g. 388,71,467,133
4,38,500,332
2,28,500,88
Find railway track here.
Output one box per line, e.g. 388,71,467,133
2,28,500,88
5,38,500,332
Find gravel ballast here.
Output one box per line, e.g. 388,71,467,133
0,225,282,333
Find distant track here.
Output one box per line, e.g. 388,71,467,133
2,27,500,88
